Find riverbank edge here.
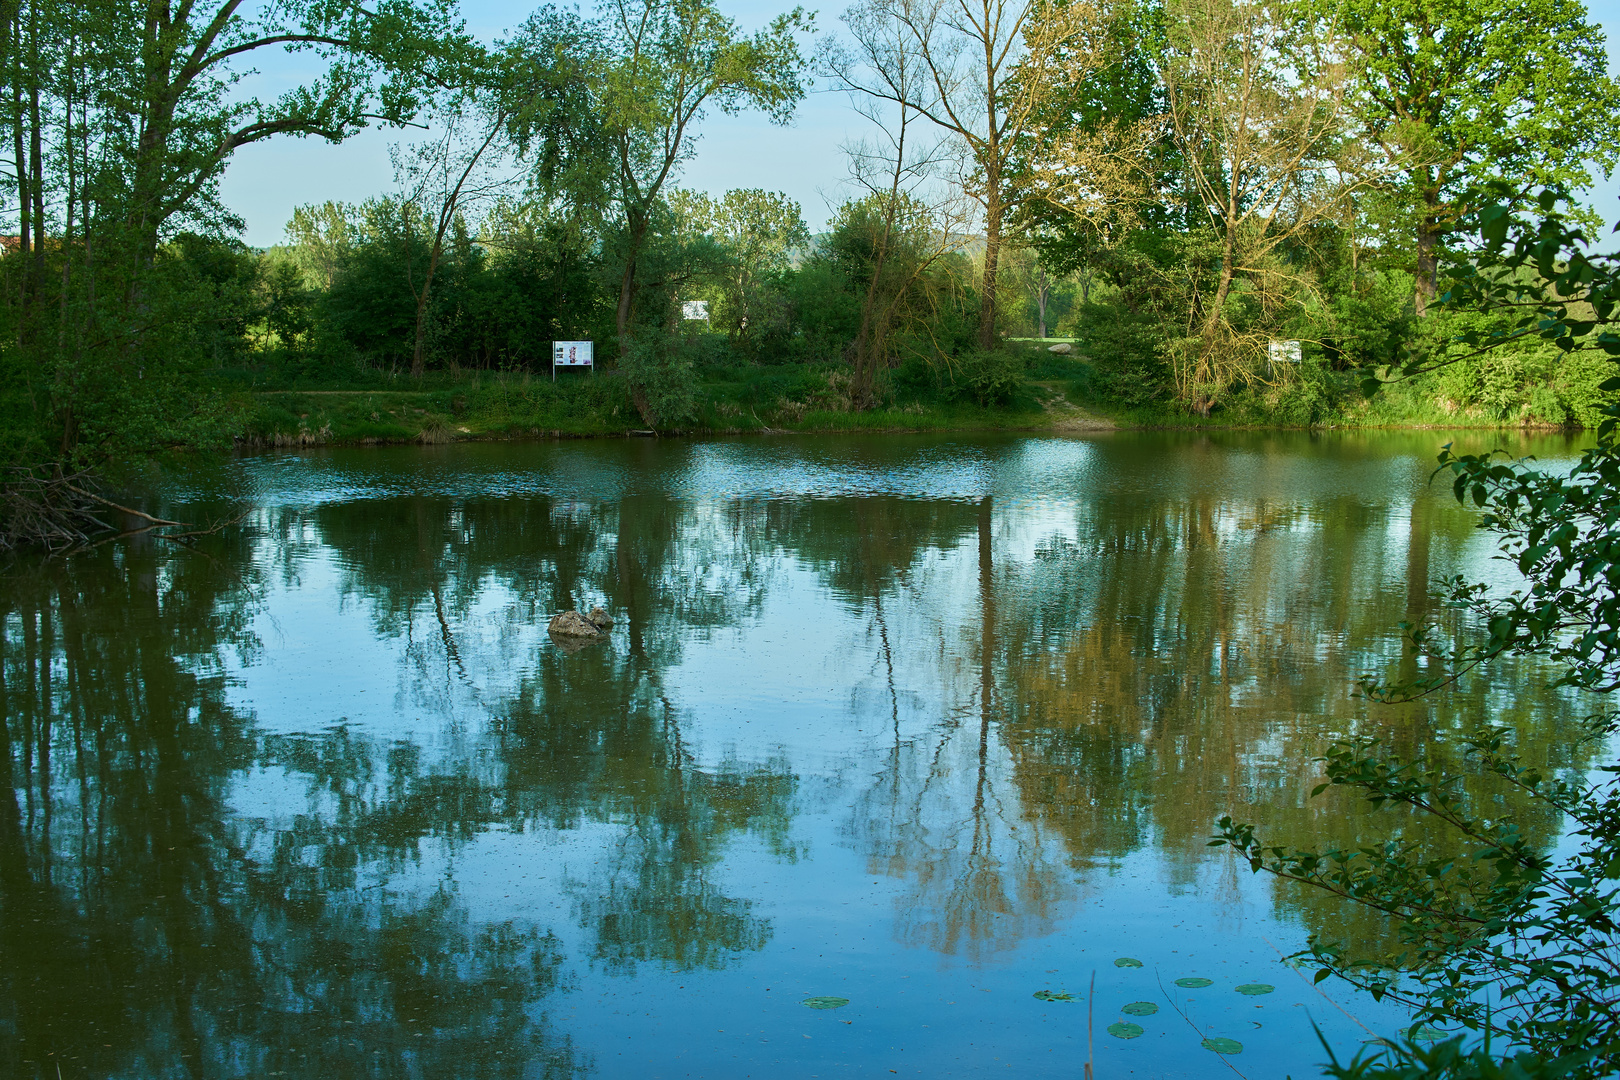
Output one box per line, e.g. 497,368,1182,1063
231,385,1575,450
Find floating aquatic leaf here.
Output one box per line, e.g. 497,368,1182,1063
1234,983,1274,996
1120,1001,1158,1016
1033,990,1076,1002
802,997,849,1010
1114,957,1143,968
1411,1026,1451,1042
1201,1037,1243,1054
1174,977,1213,988
1107,1022,1144,1039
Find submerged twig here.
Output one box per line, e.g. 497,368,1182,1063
1156,969,1251,1080
1260,935,1380,1039
1085,969,1096,1080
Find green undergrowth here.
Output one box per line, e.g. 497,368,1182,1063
1065,367,1592,431
224,340,1595,448
232,359,1071,446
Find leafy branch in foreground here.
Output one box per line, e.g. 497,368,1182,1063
1215,190,1620,1079
1367,188,1620,391
1214,718,1620,1060
1362,424,1620,703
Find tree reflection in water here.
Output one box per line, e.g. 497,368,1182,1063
0,491,794,1079
0,432,1603,1079
835,496,1076,962
0,536,584,1080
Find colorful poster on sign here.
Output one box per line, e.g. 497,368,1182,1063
552,341,594,367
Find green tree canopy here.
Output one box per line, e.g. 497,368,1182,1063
1327,0,1620,313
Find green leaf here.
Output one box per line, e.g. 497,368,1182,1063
1120,1001,1158,1015
801,996,849,1010
1201,1037,1243,1054
1233,984,1274,996
1114,957,1143,968
1174,977,1213,988
1033,990,1075,1002
1107,1022,1144,1039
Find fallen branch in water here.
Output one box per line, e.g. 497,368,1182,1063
60,482,191,528
1,466,239,554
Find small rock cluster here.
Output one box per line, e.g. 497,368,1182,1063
547,606,613,641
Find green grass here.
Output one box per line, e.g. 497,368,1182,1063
220,344,1573,450
228,361,1083,448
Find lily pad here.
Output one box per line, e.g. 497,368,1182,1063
1202,1037,1243,1054
1113,957,1143,968
1174,977,1213,988
1120,1001,1158,1016
1107,1022,1144,1039
1033,990,1076,1002
1411,1026,1452,1042
802,996,849,1010
1234,983,1275,996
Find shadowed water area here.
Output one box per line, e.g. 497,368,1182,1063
0,430,1601,1079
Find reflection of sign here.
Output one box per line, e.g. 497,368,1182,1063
1268,339,1302,365
552,340,593,367
681,300,709,321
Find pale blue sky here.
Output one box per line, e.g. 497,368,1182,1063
217,0,1620,247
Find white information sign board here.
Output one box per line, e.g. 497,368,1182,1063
552,341,593,380
1267,339,1302,365
681,300,709,321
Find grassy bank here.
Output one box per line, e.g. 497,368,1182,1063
219,340,1583,449
225,346,1115,447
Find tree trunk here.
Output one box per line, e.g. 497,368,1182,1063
978,174,1001,348
27,42,43,308
410,226,444,380
1197,225,1238,417
614,214,657,426
616,259,637,344
12,73,28,313
1412,167,1444,317
409,272,435,379
616,213,649,349
851,218,896,408
1414,215,1440,318
1036,268,1049,339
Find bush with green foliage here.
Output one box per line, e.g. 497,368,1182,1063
1073,299,1170,407
619,330,698,428
948,348,1024,406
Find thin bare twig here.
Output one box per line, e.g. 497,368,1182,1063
1156,969,1251,1080
61,482,192,527
1085,969,1096,1080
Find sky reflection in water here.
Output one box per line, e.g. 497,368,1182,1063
0,429,1598,1079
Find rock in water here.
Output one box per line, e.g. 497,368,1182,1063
548,610,604,638
1047,342,1073,354
585,606,613,630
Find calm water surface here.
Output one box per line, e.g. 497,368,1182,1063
0,430,1598,1079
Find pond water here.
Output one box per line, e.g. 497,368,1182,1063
0,429,1599,1079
